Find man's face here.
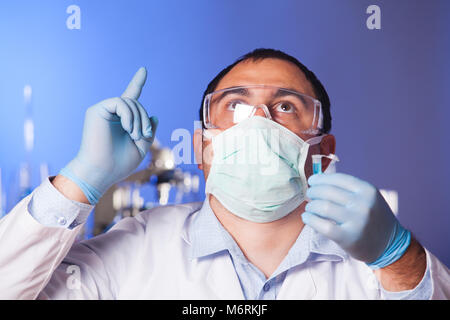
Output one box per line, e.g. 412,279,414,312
194,58,335,181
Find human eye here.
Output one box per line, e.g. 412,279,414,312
274,102,296,113
226,99,245,111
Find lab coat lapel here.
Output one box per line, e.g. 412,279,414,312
205,253,245,300
276,264,317,299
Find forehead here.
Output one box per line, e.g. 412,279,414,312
215,58,316,98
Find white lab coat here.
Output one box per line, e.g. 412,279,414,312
0,194,449,300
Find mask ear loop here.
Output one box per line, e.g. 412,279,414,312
311,154,340,174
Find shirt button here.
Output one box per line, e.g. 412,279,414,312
263,283,271,292
57,216,67,226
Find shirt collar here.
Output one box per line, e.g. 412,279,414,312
188,197,229,259
187,198,348,265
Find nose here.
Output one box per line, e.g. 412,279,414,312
252,104,272,119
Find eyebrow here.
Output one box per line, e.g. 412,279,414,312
273,88,309,104
273,88,298,98
212,87,250,105
211,86,309,105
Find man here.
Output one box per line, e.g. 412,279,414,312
0,49,448,299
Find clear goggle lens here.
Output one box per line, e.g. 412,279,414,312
203,85,323,134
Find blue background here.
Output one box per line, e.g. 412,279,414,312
0,0,449,267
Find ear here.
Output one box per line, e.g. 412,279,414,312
193,128,203,170
320,134,336,172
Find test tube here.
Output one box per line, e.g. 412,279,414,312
312,155,322,174
312,154,340,175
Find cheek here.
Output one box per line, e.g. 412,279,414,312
201,140,214,179
202,140,214,164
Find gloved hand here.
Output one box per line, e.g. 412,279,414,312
60,67,158,204
303,173,411,269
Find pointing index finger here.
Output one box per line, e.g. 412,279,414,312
121,67,147,100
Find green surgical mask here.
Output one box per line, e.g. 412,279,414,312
204,116,325,223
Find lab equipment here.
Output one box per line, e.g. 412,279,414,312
17,85,35,201
94,138,202,235
15,87,53,204
205,116,325,223
23,85,34,154
60,68,158,205
202,85,323,135
312,154,340,174
304,172,411,268
18,163,33,200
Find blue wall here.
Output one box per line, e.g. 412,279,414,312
0,0,449,266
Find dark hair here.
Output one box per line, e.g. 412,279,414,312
199,48,332,133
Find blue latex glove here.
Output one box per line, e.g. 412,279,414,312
303,173,411,269
60,67,158,204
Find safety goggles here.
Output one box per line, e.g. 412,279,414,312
202,85,323,135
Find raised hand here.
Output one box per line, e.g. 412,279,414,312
60,68,158,204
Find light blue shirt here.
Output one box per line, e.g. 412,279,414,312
28,177,93,229
29,178,432,299
188,198,432,300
